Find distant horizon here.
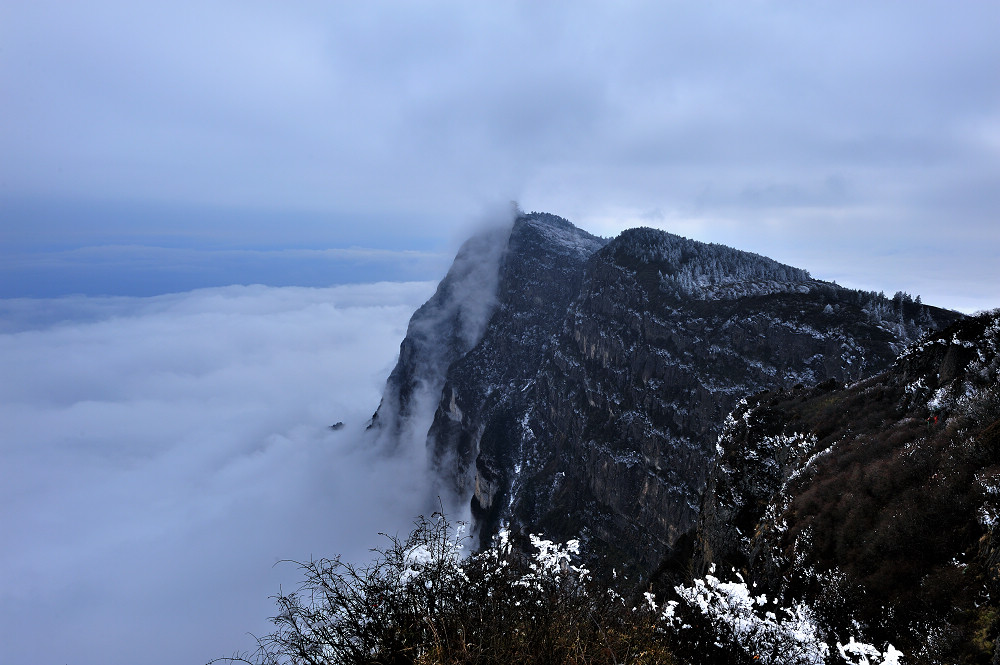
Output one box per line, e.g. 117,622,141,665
3,196,994,314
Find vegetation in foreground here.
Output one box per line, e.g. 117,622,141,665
213,512,674,665
214,512,906,665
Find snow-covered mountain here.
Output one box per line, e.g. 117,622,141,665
370,212,961,572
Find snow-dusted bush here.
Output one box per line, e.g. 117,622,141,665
836,637,903,665
662,566,902,665
214,513,673,665
661,565,830,665
217,514,906,665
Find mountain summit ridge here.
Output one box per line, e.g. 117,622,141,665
371,212,962,571
606,225,822,301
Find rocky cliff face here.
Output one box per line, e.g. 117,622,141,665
422,214,607,515
372,212,961,573
685,311,1000,662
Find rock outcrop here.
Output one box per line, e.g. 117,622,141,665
372,212,962,573
685,311,1000,662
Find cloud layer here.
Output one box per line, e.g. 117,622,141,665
8,1,998,219
2,2,999,310
0,282,437,665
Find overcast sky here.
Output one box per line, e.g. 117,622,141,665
2,4,1000,662
2,1,999,310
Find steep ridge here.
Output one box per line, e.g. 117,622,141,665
684,310,1000,662
368,222,512,452
492,227,959,572
425,214,607,515
374,212,962,573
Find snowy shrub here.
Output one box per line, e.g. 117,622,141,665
214,513,674,665
663,566,830,665
836,637,903,665
217,513,910,665
663,567,902,665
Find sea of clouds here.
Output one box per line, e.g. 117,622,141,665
0,282,438,665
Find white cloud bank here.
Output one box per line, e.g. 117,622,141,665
0,282,437,665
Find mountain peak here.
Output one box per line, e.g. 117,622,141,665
371,211,963,569
512,212,607,259
603,226,812,300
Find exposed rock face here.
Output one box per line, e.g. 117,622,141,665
373,212,962,573
423,214,607,513
688,311,1000,661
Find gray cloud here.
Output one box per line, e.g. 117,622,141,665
0,283,437,665
3,1,998,309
